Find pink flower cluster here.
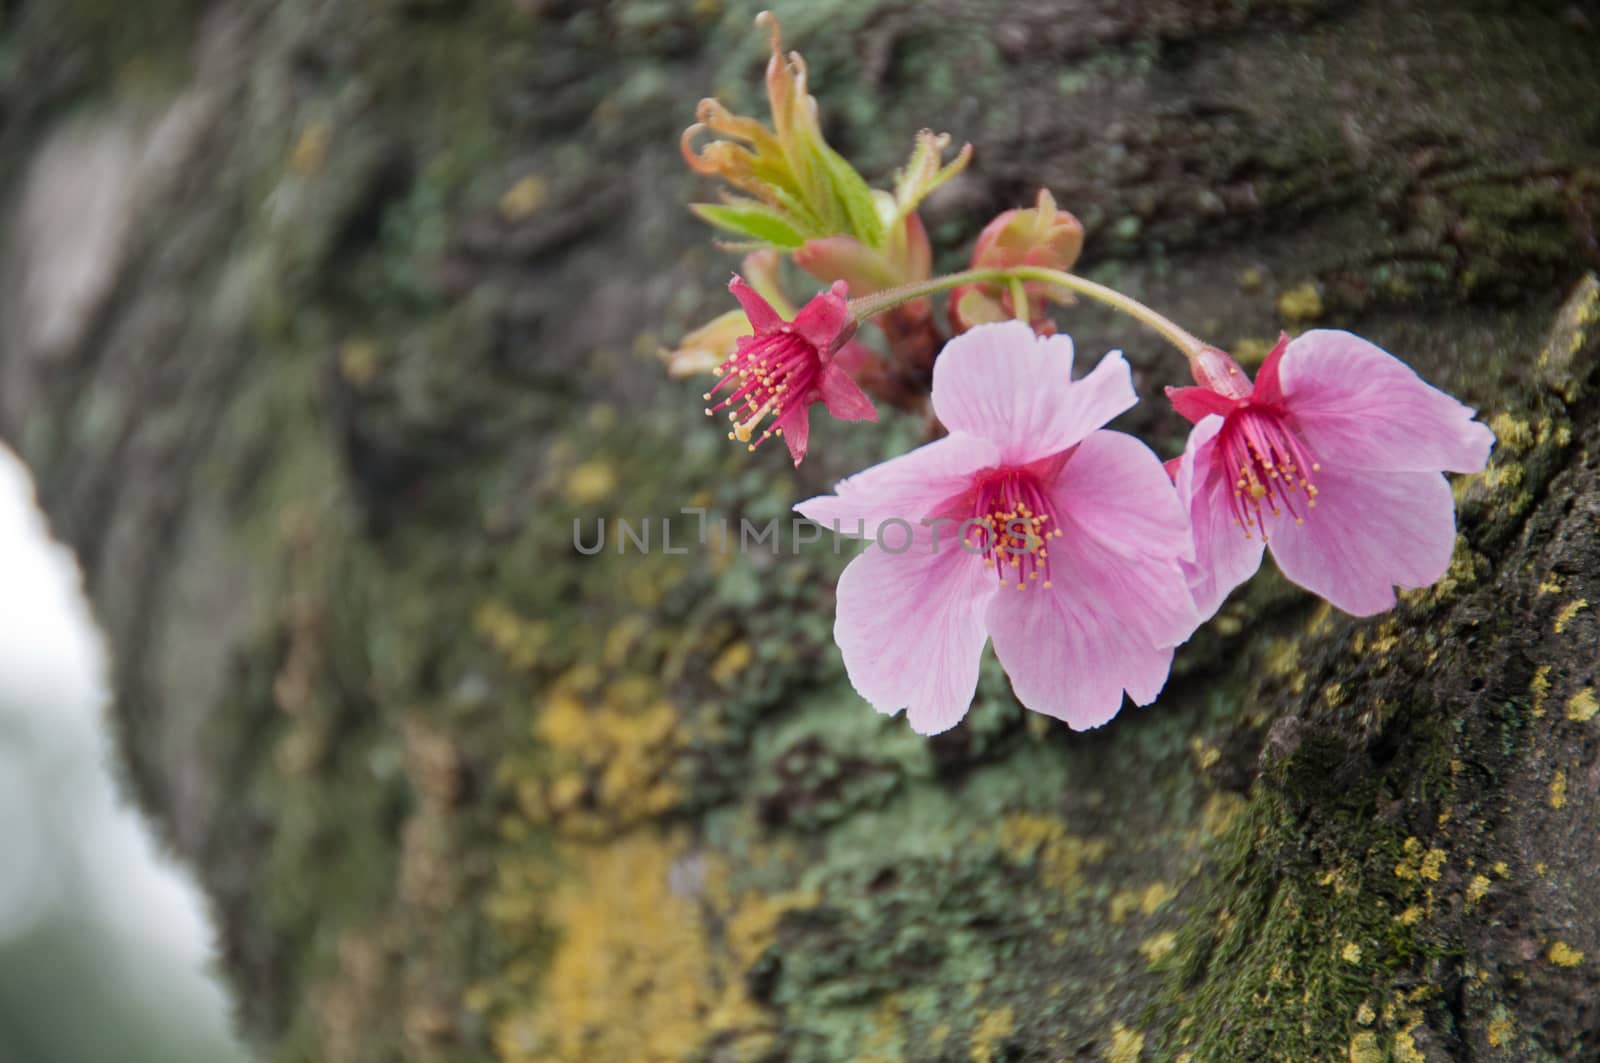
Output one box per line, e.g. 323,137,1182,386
756,296,1492,734
673,15,1496,737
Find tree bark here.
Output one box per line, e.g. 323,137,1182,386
2,1,1598,1060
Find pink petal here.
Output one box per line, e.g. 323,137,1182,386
986,430,1198,729
931,321,1135,463
729,274,784,333
818,363,877,423
1166,385,1238,424
834,528,998,735
1046,431,1199,647
794,432,999,540
831,339,872,376
1174,415,1266,621
986,543,1185,729
791,280,852,351
1264,465,1458,617
1279,330,1494,474
1248,332,1291,405
778,405,811,466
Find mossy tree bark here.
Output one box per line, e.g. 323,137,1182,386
2,1,1598,1060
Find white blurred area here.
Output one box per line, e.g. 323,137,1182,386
0,445,247,1062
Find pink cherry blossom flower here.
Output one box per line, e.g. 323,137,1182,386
704,275,876,465
1168,331,1494,619
795,321,1199,735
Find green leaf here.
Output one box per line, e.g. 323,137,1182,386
892,132,972,225
690,202,807,249
819,147,886,248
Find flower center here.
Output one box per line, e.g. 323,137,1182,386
703,330,819,451
1216,408,1320,539
966,469,1063,591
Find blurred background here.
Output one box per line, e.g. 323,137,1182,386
0,450,244,1061
0,1,1596,1062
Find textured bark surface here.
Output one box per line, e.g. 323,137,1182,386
2,1,1598,1060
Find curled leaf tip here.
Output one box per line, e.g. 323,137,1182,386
680,123,711,170
755,9,780,46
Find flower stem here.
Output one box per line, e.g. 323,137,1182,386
1007,276,1029,324
848,266,1206,361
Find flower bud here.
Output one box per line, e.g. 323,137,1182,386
949,189,1084,333
971,188,1084,275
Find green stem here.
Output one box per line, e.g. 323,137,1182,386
1007,276,1029,324
848,266,1206,361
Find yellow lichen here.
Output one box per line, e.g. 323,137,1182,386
1200,792,1245,839
1395,905,1424,926
999,814,1108,893
1189,737,1221,771
500,174,548,221
968,1006,1015,1063
1487,1015,1514,1047
1341,942,1362,964
338,339,380,387
1549,941,1584,967
1549,769,1567,810
1265,638,1299,676
1142,881,1176,915
518,673,686,838
1481,461,1524,494
1139,932,1178,966
710,640,754,686
493,832,762,1063
1554,598,1588,634
1231,336,1273,365
1466,875,1491,907
564,461,618,504
1395,838,1420,877
1263,637,1307,694
1107,1023,1145,1063
1355,1002,1376,1027
1421,848,1447,882
1427,545,1486,602
1323,682,1346,708
476,602,550,672
1348,1031,1382,1063
1277,282,1324,322
1393,1011,1426,1063
1489,414,1535,451
290,121,331,176
1531,665,1553,717
858,995,907,1063
1566,687,1598,722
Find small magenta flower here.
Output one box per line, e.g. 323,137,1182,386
795,321,1198,735
705,275,876,465
1168,331,1495,618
